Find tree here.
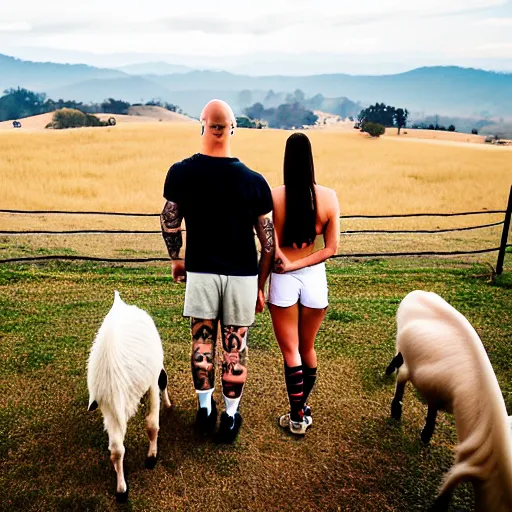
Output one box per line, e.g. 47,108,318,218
238,90,252,107
471,128,478,135
273,102,317,129
393,108,409,135
245,101,317,129
358,102,396,127
308,93,325,109
294,89,305,103
448,125,456,132
244,102,265,120
101,98,130,115
0,87,48,121
285,93,295,104
236,116,256,128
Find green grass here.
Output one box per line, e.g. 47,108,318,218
0,257,511,511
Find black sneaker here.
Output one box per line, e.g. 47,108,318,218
195,397,217,435
216,411,243,444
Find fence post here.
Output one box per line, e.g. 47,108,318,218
496,185,512,275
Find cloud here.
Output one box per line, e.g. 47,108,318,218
3,0,508,36
1,0,511,71
14,15,300,37
477,17,512,26
154,15,303,35
0,22,32,32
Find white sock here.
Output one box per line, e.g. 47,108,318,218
224,395,241,417
196,389,214,415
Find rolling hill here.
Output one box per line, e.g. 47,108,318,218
0,53,126,93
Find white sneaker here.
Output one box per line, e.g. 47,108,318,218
279,406,312,429
289,415,313,435
279,413,290,428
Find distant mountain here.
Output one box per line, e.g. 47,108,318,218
117,61,194,76
0,53,126,93
48,76,174,105
147,67,512,118
1,53,511,119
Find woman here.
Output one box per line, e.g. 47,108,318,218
269,132,340,436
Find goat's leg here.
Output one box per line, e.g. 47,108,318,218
158,368,172,409
420,403,439,444
385,352,403,375
144,383,160,469
108,425,128,503
391,379,406,421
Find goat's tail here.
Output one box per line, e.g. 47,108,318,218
385,352,403,375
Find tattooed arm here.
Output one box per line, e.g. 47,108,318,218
160,200,185,282
254,213,275,313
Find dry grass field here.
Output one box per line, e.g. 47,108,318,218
1,122,510,214
0,122,510,262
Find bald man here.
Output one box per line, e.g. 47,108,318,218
160,100,274,443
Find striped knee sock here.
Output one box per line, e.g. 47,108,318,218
284,364,304,422
303,365,317,405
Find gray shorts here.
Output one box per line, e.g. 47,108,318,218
184,272,258,326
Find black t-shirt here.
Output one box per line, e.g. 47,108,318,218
163,153,273,276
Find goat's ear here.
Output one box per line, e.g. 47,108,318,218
88,400,98,412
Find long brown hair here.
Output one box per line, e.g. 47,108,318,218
281,133,317,248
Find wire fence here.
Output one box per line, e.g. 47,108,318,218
1,200,510,272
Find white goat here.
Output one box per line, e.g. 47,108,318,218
87,291,172,502
386,290,512,511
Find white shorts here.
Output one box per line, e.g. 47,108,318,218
268,262,328,309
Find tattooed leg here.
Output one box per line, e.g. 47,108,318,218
190,318,216,392
221,325,248,416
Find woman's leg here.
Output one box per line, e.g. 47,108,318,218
269,303,300,367
298,305,327,404
269,303,305,421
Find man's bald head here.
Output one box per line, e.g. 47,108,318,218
199,100,237,156
200,99,237,130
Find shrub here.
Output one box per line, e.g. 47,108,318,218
362,122,385,138
471,128,478,135
46,108,107,129
236,116,256,128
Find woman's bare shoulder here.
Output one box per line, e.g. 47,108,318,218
315,185,339,205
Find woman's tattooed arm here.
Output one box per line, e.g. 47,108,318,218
160,201,183,260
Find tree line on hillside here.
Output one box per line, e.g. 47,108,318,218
0,88,183,122
243,101,318,129
410,121,457,132
134,99,182,113
239,88,361,120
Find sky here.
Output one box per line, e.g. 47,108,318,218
1,0,512,74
